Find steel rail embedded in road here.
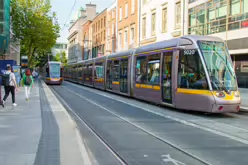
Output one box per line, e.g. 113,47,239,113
52,84,211,165
49,86,128,165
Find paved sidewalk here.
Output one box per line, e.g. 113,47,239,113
0,81,92,165
0,83,41,165
240,88,248,111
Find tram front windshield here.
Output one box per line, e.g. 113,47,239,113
198,41,237,91
49,63,61,78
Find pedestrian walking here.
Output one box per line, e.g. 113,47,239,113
22,69,34,101
2,65,18,107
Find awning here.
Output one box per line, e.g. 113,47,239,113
229,49,248,55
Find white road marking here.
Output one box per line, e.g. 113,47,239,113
62,86,210,165
162,155,185,165
65,81,248,145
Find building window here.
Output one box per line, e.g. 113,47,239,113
112,23,115,35
112,10,115,18
142,17,146,39
130,27,134,43
98,21,100,30
151,12,156,36
175,2,181,29
119,7,122,21
101,19,103,28
188,0,248,35
96,23,97,32
131,0,135,14
119,33,122,48
162,8,167,33
104,17,106,27
124,30,128,48
231,0,240,15
107,26,110,37
125,3,128,18
244,0,248,13
104,30,106,40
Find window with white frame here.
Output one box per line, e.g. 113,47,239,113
131,0,135,14
151,12,156,36
112,10,115,18
107,26,110,37
130,27,134,44
124,30,128,47
142,17,146,39
119,32,122,48
119,7,122,21
112,23,115,35
162,7,167,33
175,2,181,29
125,3,128,18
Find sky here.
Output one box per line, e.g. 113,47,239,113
51,0,114,43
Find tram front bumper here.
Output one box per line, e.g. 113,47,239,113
212,104,240,113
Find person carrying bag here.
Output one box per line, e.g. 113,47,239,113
21,69,34,101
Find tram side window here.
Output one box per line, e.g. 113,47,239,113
88,64,93,80
135,54,160,85
178,50,208,89
78,65,82,77
112,60,120,81
147,54,160,85
95,62,104,79
136,56,147,83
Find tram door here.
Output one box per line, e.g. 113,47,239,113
120,59,128,93
106,61,112,90
162,52,173,104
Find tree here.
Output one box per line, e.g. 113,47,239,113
61,51,68,66
11,0,60,66
53,51,68,66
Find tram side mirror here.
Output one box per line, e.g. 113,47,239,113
46,67,48,73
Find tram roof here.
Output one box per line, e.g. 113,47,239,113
182,35,224,43
107,50,134,59
135,38,179,54
134,35,224,55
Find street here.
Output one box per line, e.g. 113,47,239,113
50,81,248,165
1,80,248,165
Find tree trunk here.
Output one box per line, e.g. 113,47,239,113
27,42,33,66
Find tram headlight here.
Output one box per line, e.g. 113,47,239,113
215,91,225,98
234,91,240,98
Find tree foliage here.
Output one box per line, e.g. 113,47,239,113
53,51,68,66
11,0,60,66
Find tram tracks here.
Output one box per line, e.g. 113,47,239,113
50,85,210,165
64,81,248,145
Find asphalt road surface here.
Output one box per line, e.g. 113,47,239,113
51,81,248,165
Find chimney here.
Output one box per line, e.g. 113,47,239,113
80,7,86,18
85,3,97,20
